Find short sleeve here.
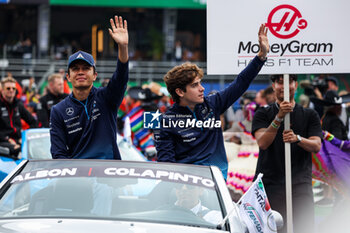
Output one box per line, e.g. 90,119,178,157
306,109,322,139
252,107,270,137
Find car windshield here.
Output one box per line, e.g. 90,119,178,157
26,132,51,159
0,160,223,228
24,130,145,161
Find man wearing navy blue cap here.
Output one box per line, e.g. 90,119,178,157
50,16,129,159
325,76,339,92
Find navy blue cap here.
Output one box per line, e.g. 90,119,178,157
325,76,339,87
67,51,95,69
310,90,350,106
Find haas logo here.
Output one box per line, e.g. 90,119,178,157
266,5,308,39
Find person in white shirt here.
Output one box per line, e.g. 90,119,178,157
174,184,222,225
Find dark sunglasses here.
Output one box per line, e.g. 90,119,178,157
6,87,16,91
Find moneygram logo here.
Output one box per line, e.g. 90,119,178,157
266,4,308,39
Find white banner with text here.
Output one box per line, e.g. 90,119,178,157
207,0,350,74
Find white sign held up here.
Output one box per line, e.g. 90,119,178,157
207,0,350,75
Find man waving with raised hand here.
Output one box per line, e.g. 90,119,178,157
156,24,269,179
50,16,129,160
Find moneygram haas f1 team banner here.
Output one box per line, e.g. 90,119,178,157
207,0,350,75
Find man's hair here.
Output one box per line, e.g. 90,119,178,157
1,77,16,86
270,74,297,83
264,86,274,96
163,63,204,103
258,89,266,98
48,73,63,84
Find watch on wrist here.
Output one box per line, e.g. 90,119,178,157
296,135,302,143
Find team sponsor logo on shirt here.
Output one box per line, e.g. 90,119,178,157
91,107,101,121
66,122,80,128
1,107,8,117
64,115,79,123
66,107,74,116
47,100,54,109
68,127,82,134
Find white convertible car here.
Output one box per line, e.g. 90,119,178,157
0,160,281,233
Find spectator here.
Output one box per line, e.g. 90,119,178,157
311,85,349,207
223,106,235,130
298,94,310,108
143,82,168,112
14,80,23,101
339,91,350,139
323,130,350,152
252,74,322,233
124,86,161,159
325,76,339,92
22,76,37,105
174,40,183,62
324,77,348,127
311,90,349,140
183,48,193,61
255,89,268,108
100,78,110,88
50,16,129,159
59,68,71,94
0,77,38,157
155,24,269,179
21,38,33,75
158,87,172,113
22,102,38,130
37,73,68,128
264,85,275,105
225,100,257,145
117,86,141,119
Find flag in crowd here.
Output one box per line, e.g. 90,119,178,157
312,140,350,195
239,173,277,233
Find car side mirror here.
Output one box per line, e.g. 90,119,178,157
271,210,284,230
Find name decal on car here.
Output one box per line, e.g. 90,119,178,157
11,166,215,189
11,168,78,183
104,167,215,189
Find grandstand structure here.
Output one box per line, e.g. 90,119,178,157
0,0,287,94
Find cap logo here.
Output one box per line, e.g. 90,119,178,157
77,53,85,59
138,92,146,99
334,97,342,104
